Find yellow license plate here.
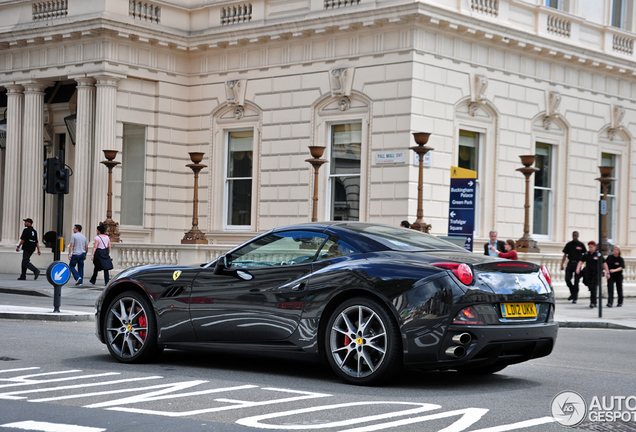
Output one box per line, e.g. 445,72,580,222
500,303,537,318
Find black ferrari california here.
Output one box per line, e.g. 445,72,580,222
95,222,558,385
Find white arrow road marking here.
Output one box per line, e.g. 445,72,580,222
101,386,330,417
0,421,105,432
468,416,556,432
0,368,40,374
236,401,443,429
0,376,163,401
54,267,68,281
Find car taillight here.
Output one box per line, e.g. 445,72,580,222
452,306,484,325
433,262,474,285
541,266,551,285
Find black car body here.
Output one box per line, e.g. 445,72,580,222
95,222,558,385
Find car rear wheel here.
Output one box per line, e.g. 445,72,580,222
104,291,161,363
325,297,401,385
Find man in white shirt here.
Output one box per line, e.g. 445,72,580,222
484,230,505,257
68,224,88,286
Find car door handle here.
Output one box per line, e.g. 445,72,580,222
290,282,306,291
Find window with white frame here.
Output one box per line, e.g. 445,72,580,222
458,130,481,235
225,130,253,227
611,0,632,29
546,0,570,11
328,122,361,221
601,153,617,242
121,124,146,226
533,143,553,237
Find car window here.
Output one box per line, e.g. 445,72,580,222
339,223,465,252
316,238,359,261
230,231,328,268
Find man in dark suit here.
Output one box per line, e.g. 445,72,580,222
484,230,506,257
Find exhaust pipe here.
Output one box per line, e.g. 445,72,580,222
445,346,466,358
452,333,472,345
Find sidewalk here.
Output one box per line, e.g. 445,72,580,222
0,272,633,329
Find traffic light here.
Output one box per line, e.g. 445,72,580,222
54,160,70,194
43,157,58,194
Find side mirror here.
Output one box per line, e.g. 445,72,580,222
214,253,232,274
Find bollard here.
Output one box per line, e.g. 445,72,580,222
46,261,71,313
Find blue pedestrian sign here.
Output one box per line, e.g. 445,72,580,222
448,166,477,251
46,261,71,286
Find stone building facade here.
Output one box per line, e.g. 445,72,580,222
0,0,635,260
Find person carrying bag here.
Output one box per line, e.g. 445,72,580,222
90,225,113,285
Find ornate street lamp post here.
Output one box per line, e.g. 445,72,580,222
306,146,328,222
596,166,615,254
410,132,433,233
595,165,615,319
182,152,209,244
101,150,121,242
516,155,540,253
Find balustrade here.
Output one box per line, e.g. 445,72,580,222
470,0,499,17
613,34,634,55
221,4,252,25
547,15,571,37
129,0,161,23
32,1,68,21
324,0,360,10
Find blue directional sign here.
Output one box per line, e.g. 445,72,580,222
448,166,477,251
46,261,71,286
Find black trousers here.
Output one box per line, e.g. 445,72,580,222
564,261,581,300
607,274,623,305
20,249,38,278
588,275,599,305
90,266,109,285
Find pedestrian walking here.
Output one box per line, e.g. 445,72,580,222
68,224,88,286
484,230,505,257
90,225,113,286
561,231,586,303
400,220,410,228
16,218,41,281
491,239,517,260
606,245,624,307
576,241,609,309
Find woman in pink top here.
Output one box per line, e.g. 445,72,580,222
89,225,113,285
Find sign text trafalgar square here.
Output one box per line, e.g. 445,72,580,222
448,166,477,251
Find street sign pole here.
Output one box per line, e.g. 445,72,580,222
448,166,477,251
46,261,71,313
598,199,605,318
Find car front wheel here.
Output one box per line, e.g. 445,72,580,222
104,291,161,363
325,297,401,385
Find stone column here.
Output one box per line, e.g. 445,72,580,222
20,82,49,236
0,85,24,246
71,77,96,232
91,75,120,239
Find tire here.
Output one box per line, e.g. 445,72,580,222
104,291,161,363
324,297,401,385
456,364,508,375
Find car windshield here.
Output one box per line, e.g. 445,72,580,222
340,223,466,252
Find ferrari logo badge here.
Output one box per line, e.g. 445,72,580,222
173,271,182,281
356,337,363,345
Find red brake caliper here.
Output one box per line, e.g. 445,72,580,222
138,310,147,340
344,335,350,346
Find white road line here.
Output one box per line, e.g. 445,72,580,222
0,372,119,389
106,387,331,417
0,368,40,374
468,416,556,432
236,401,443,429
11,377,163,402
0,420,105,432
338,408,490,432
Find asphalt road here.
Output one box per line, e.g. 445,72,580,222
0,318,635,432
